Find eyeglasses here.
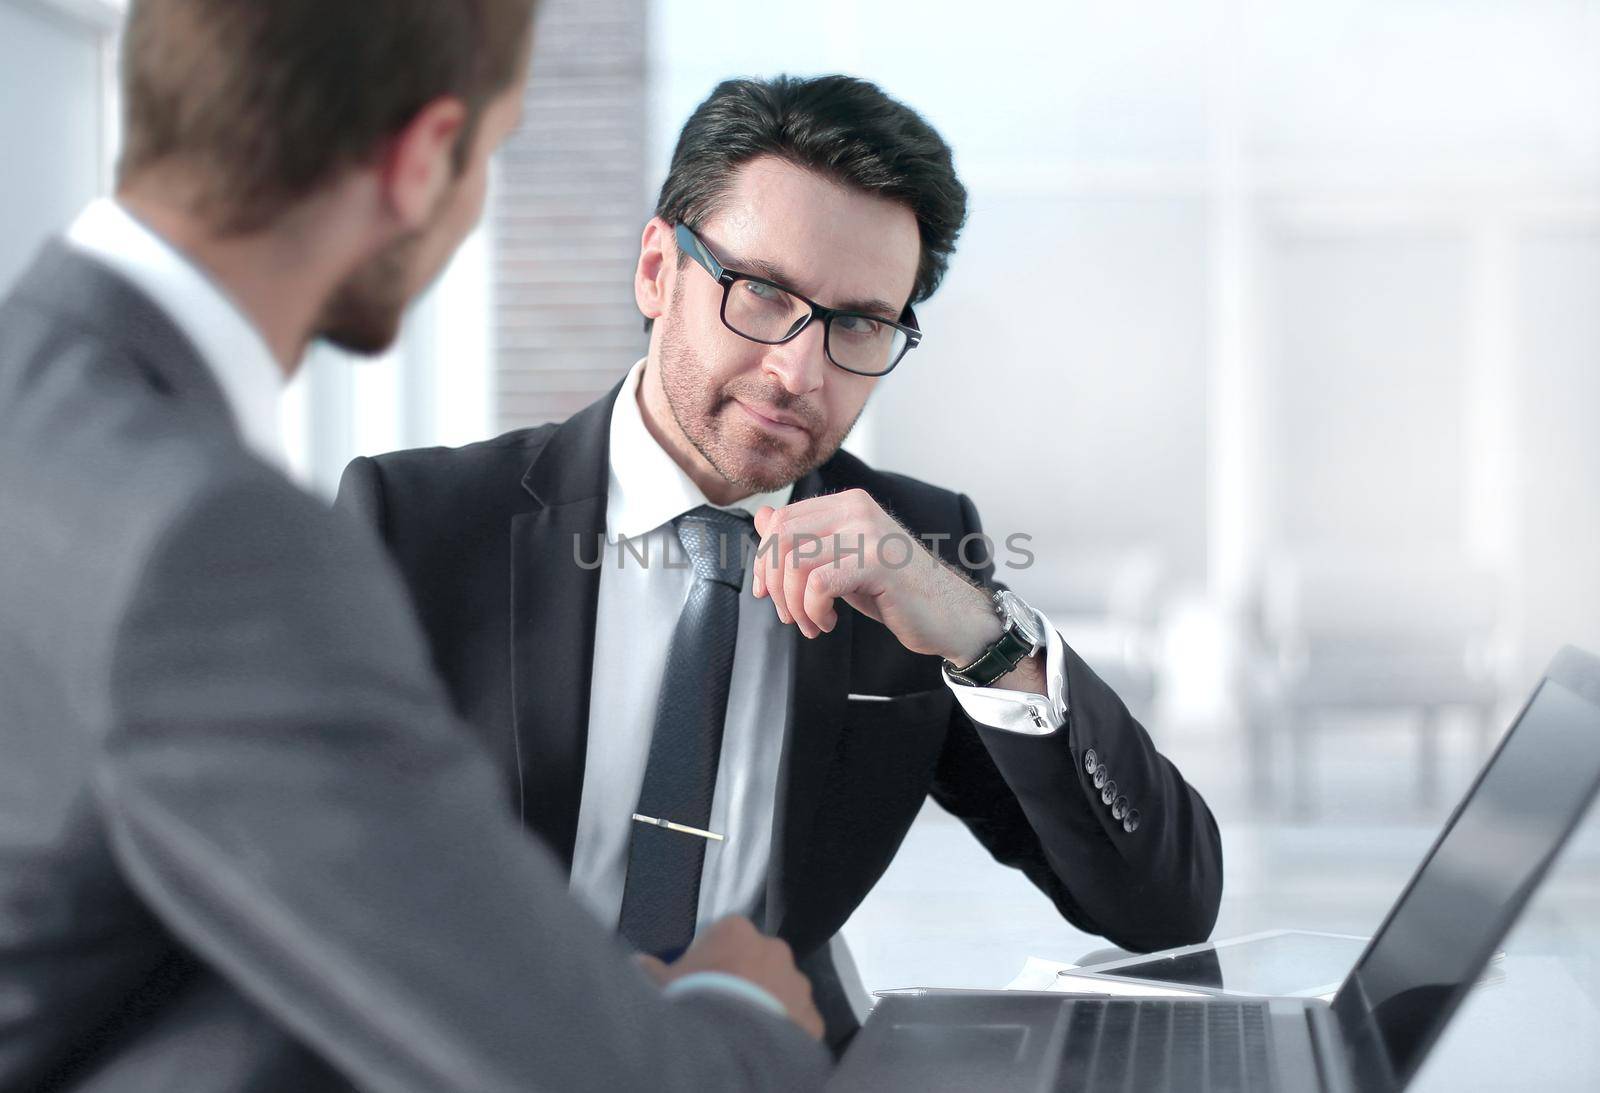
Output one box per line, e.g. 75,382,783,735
673,221,922,377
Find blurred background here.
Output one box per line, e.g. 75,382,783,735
4,1,1598,1083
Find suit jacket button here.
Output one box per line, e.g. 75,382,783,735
1083,749,1098,774
1112,796,1129,820
1123,809,1141,834
1101,780,1118,805
1092,766,1108,789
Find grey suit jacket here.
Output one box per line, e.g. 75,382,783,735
0,241,829,1092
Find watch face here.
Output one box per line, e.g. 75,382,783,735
998,590,1043,647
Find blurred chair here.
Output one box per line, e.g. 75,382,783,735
1025,546,1169,726
1240,553,1509,817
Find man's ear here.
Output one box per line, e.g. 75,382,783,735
634,216,674,322
380,98,468,230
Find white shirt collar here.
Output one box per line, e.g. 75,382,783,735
606,358,795,541
66,199,286,470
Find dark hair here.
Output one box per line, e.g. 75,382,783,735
654,74,968,308
119,0,539,233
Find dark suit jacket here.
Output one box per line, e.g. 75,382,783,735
0,244,829,1092
336,378,1225,1038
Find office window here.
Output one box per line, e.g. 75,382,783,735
1516,232,1600,677
1261,230,1470,555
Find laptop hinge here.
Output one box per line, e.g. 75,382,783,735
1305,1004,1359,1093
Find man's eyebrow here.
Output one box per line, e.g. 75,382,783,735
729,252,902,320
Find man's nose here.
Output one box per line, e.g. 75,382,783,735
761,319,827,397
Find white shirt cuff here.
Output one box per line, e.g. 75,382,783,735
662,971,788,1019
942,606,1070,735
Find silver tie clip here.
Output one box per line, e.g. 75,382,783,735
631,812,726,842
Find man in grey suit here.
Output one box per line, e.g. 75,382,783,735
0,1,828,1090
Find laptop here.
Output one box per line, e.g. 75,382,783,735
831,645,1600,1092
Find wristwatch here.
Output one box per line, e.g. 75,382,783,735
943,589,1045,687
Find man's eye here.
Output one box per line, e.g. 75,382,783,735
744,281,784,303
834,314,883,337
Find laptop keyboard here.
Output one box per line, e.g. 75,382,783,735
1056,999,1275,1092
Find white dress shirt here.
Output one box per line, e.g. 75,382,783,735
569,359,1073,935
570,359,795,929
65,200,285,470
944,620,1071,735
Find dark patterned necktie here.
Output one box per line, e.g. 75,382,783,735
618,505,755,958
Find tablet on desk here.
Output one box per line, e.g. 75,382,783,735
1056,928,1372,1000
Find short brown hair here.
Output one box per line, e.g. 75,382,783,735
119,0,537,233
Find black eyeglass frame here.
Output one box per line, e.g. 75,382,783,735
673,221,922,377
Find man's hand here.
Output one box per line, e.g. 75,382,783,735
636,916,824,1041
751,489,1000,664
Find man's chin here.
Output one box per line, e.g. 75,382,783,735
714,448,815,495
316,322,402,358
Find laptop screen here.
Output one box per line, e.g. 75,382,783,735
1331,647,1600,1087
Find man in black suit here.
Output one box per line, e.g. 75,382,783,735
339,75,1223,1047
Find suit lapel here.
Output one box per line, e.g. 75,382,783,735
765,465,855,947
509,502,604,869
508,385,620,870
